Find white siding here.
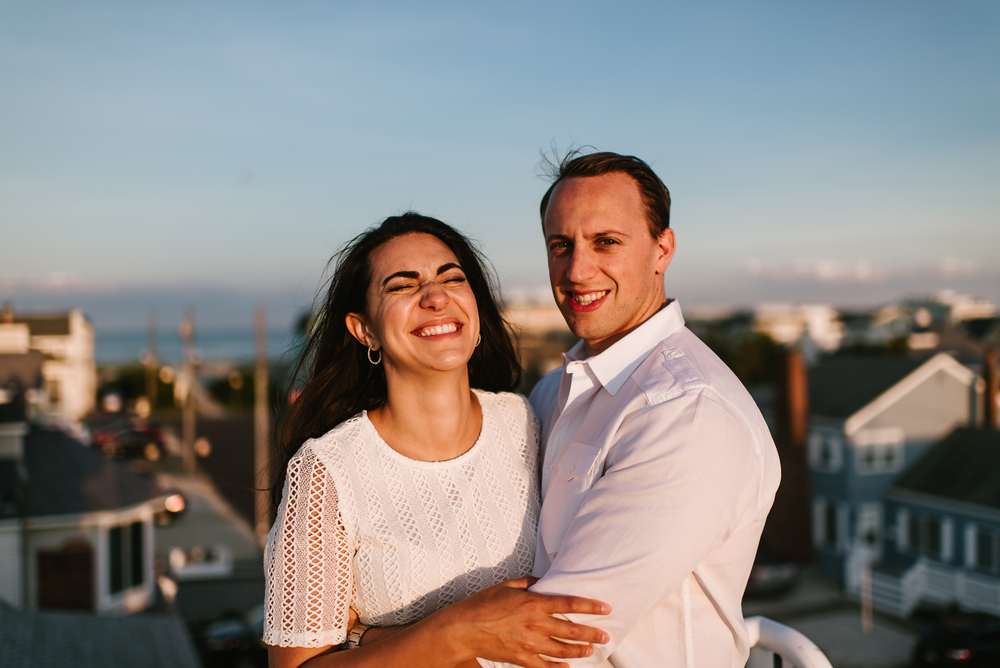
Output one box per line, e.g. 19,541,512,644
0,530,21,608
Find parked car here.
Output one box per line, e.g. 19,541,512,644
913,615,1000,666
200,604,267,668
89,417,165,460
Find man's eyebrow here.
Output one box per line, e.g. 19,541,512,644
546,229,631,243
381,263,463,288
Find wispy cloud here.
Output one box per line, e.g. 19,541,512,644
745,258,887,283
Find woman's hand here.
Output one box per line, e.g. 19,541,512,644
428,577,611,668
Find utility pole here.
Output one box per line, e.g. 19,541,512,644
144,310,158,410
254,305,271,545
985,347,998,430
180,311,196,474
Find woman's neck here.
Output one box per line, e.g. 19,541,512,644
368,368,482,462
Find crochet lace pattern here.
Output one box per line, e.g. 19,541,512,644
263,391,540,648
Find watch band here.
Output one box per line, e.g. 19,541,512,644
346,623,370,649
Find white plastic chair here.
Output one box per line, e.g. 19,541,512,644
745,616,833,668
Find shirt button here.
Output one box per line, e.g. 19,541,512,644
668,350,684,359
549,465,556,472
568,466,575,472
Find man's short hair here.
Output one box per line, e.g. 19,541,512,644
539,151,671,238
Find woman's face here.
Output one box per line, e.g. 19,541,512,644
347,232,480,376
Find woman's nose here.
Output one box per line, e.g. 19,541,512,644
419,281,450,309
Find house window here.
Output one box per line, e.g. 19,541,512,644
975,527,1000,575
808,429,843,473
905,512,951,562
813,497,846,552
854,428,905,475
108,521,145,595
824,504,838,547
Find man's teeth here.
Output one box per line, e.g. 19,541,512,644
573,291,608,306
417,323,459,336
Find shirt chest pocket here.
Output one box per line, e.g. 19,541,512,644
538,442,604,559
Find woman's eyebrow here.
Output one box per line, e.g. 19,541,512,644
381,263,462,288
381,270,419,287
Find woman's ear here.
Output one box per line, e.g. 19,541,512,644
345,313,377,349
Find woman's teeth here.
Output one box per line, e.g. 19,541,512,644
573,291,608,306
416,323,459,336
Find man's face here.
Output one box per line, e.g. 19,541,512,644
543,172,675,356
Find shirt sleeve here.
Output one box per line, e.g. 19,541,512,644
262,442,353,648
526,390,766,665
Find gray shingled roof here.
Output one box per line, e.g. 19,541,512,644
891,428,1000,510
0,427,164,520
809,356,926,418
0,602,202,668
13,315,71,336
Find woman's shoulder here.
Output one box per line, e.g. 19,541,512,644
292,412,368,462
475,389,533,417
475,390,538,444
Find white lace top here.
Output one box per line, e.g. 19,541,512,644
263,390,540,648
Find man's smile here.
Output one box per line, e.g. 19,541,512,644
566,290,610,311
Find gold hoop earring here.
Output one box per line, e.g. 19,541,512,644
476,334,481,347
367,345,382,365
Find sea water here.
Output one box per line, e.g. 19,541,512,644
95,329,299,366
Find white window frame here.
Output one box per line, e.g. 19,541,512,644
854,427,905,475
808,428,843,473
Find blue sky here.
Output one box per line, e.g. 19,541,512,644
2,0,998,331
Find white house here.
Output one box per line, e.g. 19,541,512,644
0,305,97,423
0,416,169,613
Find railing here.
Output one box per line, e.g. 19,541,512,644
957,570,1000,616
745,616,833,668
868,559,1000,618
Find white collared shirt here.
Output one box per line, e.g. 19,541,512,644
481,301,780,668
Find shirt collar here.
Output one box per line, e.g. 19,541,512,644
562,300,685,396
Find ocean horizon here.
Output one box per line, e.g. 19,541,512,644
95,329,299,366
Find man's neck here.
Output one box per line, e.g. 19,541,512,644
583,299,671,358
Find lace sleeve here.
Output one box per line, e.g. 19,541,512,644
263,443,352,648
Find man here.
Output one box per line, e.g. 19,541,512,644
483,151,781,667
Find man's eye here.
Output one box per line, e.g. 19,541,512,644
597,238,619,246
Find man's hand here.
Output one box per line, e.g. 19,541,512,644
431,577,611,668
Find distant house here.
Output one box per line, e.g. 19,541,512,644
0,409,169,613
872,428,1000,618
807,353,980,591
0,305,97,422
754,303,845,353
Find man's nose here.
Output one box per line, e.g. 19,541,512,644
419,281,450,309
566,247,597,283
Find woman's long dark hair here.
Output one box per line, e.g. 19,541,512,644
272,212,521,506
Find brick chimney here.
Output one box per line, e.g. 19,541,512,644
765,347,815,562
985,347,998,430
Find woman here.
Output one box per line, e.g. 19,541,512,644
264,213,609,668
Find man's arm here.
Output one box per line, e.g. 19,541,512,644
528,390,768,664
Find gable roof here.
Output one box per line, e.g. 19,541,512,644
0,427,164,520
809,356,926,418
0,602,201,668
891,428,1000,511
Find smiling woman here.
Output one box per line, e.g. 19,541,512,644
264,213,611,668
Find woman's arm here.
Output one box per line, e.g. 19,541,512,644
269,578,610,668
